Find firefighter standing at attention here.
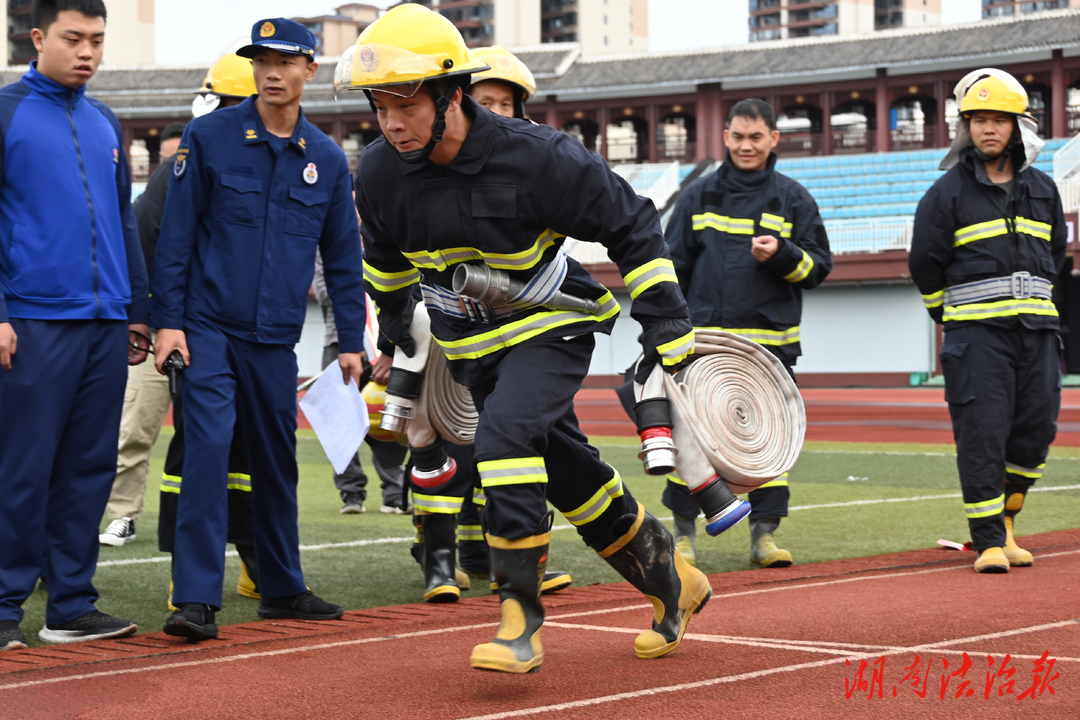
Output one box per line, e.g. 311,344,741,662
910,69,1066,574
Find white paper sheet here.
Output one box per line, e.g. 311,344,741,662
299,359,370,474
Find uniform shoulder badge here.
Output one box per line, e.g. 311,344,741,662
303,163,318,185
174,147,189,178
246,128,258,140
299,137,307,151
113,148,119,164
261,21,276,38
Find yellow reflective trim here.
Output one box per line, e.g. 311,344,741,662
780,222,793,239
226,472,252,492
943,298,1058,322
413,493,464,514
953,219,1008,247
698,326,800,346
757,476,789,489
624,258,678,300
161,473,182,494
1015,216,1051,241
692,212,755,235
1005,462,1044,479
402,229,563,272
667,472,687,486
435,291,621,361
486,532,552,550
362,261,421,292
760,213,786,232
658,329,695,366
783,248,814,283
564,487,612,526
965,493,1005,519
922,289,944,309
457,524,485,542
597,502,644,559
478,456,548,487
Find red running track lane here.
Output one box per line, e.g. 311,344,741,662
3,529,1078,719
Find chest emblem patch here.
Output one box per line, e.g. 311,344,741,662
303,163,318,185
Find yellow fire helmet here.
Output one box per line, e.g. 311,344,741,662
956,69,1031,118
192,39,256,118
333,4,489,162
469,46,536,119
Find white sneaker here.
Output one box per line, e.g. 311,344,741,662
99,518,136,546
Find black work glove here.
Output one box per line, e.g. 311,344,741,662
377,310,416,358
635,316,695,384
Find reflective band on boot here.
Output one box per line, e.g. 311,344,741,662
418,513,461,603
598,502,712,659
471,516,552,674
489,569,571,595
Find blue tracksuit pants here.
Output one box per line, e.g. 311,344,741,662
0,318,127,625
171,318,306,609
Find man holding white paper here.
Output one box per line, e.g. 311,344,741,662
300,358,370,476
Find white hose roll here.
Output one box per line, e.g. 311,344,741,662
663,329,805,493
422,345,478,446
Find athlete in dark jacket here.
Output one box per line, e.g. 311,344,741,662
910,70,1066,574
663,99,832,570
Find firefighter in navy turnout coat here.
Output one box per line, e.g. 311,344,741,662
339,4,709,674
662,99,832,570
910,69,1066,574
152,18,367,640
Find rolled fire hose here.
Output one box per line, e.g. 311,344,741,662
634,329,805,535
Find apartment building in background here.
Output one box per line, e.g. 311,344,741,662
749,0,941,42
293,3,381,57
397,0,647,55
8,0,154,66
982,0,1072,18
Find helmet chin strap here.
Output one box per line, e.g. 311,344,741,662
972,129,1019,173
366,79,466,164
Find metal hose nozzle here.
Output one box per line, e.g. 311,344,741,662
452,264,600,315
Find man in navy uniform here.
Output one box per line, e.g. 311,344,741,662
152,18,367,640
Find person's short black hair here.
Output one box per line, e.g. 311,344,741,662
726,98,776,132
162,123,186,142
33,0,108,32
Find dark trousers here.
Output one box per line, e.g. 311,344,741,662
940,323,1060,551
470,335,637,547
158,388,254,553
172,319,306,609
0,319,127,625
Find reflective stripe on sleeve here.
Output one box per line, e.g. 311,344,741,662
783,248,814,283
658,329,695,367
965,493,1005,519
363,261,421,293
692,213,755,235
472,487,487,506
922,290,944,309
435,292,621,361
624,258,678,300
697,326,800,346
478,457,548,488
943,298,1058,322
413,494,464,514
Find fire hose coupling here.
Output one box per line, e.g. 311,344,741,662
451,263,601,315
692,475,751,537
381,367,425,434
386,367,425,400
410,440,458,489
634,397,677,476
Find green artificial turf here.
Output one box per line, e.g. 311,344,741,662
14,430,1080,646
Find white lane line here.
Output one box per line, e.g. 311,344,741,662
457,619,1080,720
95,485,1080,568
546,549,1080,622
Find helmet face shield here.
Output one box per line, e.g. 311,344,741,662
334,43,450,100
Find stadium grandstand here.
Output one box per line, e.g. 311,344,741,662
18,8,1078,384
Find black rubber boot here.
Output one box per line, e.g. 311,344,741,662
599,501,712,659
470,513,551,674
418,512,461,603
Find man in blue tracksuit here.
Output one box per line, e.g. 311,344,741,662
0,0,147,651
152,19,368,640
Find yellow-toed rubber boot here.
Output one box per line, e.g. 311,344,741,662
168,580,177,612
1003,516,1033,567
974,546,1010,574
673,515,697,568
455,568,472,590
471,514,551,674
418,512,462,603
750,519,793,568
540,570,571,594
599,502,712,659
237,561,261,599
1003,488,1033,567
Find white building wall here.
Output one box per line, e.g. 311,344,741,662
494,0,541,47
578,0,633,56
102,0,155,66
798,283,935,374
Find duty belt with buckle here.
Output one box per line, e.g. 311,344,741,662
944,271,1052,306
